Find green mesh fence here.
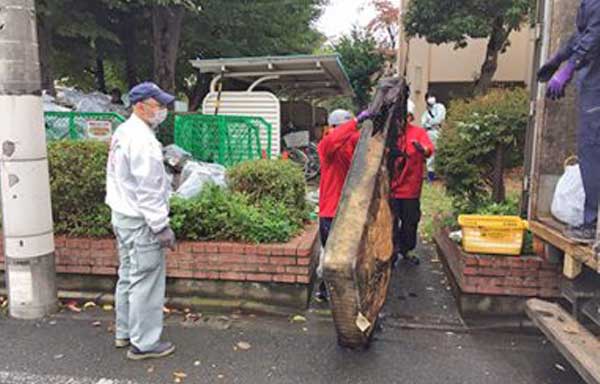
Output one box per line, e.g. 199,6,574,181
174,114,272,167
45,112,125,141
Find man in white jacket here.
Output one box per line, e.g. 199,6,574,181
105,82,176,360
420,93,446,182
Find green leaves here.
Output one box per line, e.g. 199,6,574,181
333,28,386,110
435,88,529,212
47,143,307,243
404,0,532,45
48,140,112,237
171,159,308,243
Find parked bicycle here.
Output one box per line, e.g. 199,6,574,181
282,130,320,182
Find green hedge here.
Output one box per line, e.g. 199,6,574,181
47,141,307,242
48,141,112,237
228,159,307,215
436,88,529,212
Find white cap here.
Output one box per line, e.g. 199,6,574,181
328,109,354,126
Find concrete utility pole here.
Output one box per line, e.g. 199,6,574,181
0,0,57,319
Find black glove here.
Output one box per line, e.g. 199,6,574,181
412,140,426,154
537,52,567,83
155,226,176,251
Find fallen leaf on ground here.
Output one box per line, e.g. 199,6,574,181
185,313,202,322
66,301,82,313
83,301,96,310
173,372,187,379
163,306,172,314
102,304,113,311
291,315,307,323
555,363,566,372
53,354,64,360
92,321,101,327
236,341,251,351
147,366,155,373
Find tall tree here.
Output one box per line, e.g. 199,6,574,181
177,0,327,110
333,28,386,110
404,0,532,95
367,0,399,75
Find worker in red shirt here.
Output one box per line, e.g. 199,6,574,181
390,100,434,267
315,109,363,301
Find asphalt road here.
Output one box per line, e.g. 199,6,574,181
0,242,586,384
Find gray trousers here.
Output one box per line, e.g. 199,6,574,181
112,213,165,352
578,89,600,227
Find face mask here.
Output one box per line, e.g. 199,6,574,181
149,108,168,128
427,97,436,106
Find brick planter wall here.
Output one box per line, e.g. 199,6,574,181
0,224,319,311
435,228,561,316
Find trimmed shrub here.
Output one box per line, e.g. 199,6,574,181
228,159,307,216
48,140,112,237
170,185,303,243
436,88,529,212
47,141,306,242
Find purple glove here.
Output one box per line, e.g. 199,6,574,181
357,110,371,123
537,55,563,83
546,61,576,100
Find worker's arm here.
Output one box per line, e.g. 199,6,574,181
570,3,600,69
130,139,170,233
428,104,446,127
412,129,435,159
319,119,359,160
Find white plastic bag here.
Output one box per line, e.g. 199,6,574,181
551,164,585,227
175,161,226,199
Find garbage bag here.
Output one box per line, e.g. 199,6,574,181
43,93,71,112
163,144,192,172
551,164,585,227
75,92,113,113
175,161,226,199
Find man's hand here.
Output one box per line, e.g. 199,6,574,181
538,50,568,83
155,226,176,251
357,110,371,123
546,61,576,100
412,140,426,155
537,61,561,83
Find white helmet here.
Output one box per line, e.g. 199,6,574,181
407,99,415,115
328,109,354,126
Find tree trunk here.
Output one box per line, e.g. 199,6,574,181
187,72,211,112
95,54,107,94
122,18,139,89
152,5,185,94
491,143,506,203
37,11,55,95
473,16,511,96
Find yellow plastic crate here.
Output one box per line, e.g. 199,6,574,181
457,215,529,256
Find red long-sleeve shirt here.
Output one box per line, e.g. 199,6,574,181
318,119,361,218
390,123,435,199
